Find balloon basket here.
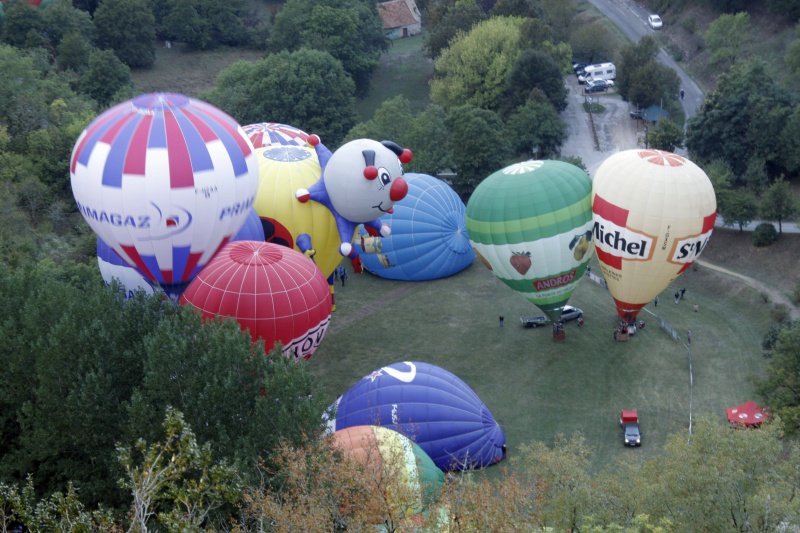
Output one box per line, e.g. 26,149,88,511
553,330,566,341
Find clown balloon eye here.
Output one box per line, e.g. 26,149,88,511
379,169,391,186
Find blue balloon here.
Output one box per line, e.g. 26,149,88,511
325,361,506,471
356,174,474,281
231,207,266,242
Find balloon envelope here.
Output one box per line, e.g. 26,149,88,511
180,240,332,360
96,237,155,299
326,361,506,471
245,123,341,278
592,149,716,323
231,207,266,242
332,425,444,516
466,160,594,321
71,93,259,299
244,122,310,149
356,173,474,281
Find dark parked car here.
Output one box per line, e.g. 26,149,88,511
629,109,646,119
584,79,612,93
559,305,584,322
572,62,589,74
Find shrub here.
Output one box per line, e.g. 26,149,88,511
793,282,800,305
762,321,790,351
752,222,777,247
771,303,791,324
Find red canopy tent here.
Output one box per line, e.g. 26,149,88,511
726,401,768,427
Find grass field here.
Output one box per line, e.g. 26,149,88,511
355,32,434,122
309,232,782,475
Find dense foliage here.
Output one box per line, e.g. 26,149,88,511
268,0,389,97
202,48,358,147
0,260,327,514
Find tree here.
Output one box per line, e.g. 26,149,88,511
344,97,455,176
640,417,791,532
767,0,800,21
93,0,156,68
56,32,93,71
126,309,327,482
431,16,524,112
647,119,684,152
161,0,251,51
517,433,595,531
490,0,540,17
718,189,758,231
742,156,768,196
539,0,577,44
0,0,46,49
616,35,659,104
201,49,358,146
760,177,798,233
79,49,132,106
445,105,512,197
41,0,96,48
423,1,487,60
686,60,793,177
505,94,566,157
269,0,388,97
504,48,568,114
118,408,240,532
569,22,616,65
705,12,750,68
756,323,800,434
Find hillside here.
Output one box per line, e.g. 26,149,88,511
638,0,800,93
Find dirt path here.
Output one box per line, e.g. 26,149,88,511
697,259,800,319
327,283,420,334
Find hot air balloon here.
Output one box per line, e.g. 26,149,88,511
231,207,266,243
592,149,716,323
96,237,156,299
245,123,342,278
332,425,444,517
70,93,259,300
244,122,310,149
465,160,594,322
180,240,332,361
296,136,411,257
356,173,474,281
325,361,506,471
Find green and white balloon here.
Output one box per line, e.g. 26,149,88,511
466,160,594,321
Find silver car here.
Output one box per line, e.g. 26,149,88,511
560,305,584,322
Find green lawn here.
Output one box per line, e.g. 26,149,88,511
309,252,773,476
356,32,433,122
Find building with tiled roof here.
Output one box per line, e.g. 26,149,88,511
377,0,422,39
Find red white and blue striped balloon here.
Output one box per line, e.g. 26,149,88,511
71,93,259,299
243,122,310,149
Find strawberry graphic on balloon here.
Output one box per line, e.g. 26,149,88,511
509,251,532,275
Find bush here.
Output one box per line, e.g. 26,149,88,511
752,222,777,247
771,303,791,324
793,282,800,305
762,321,790,351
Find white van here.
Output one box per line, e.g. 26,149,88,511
578,63,616,84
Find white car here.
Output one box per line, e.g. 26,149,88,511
648,14,663,29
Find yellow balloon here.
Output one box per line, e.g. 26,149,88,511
250,142,342,279
592,149,716,323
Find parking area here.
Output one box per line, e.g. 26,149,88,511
559,75,642,176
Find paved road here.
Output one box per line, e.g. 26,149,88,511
580,0,800,234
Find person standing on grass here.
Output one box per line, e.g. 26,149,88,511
654,296,659,307
499,315,504,327
687,330,692,345
675,291,680,304
680,288,686,300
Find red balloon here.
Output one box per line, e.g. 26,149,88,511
180,240,332,361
